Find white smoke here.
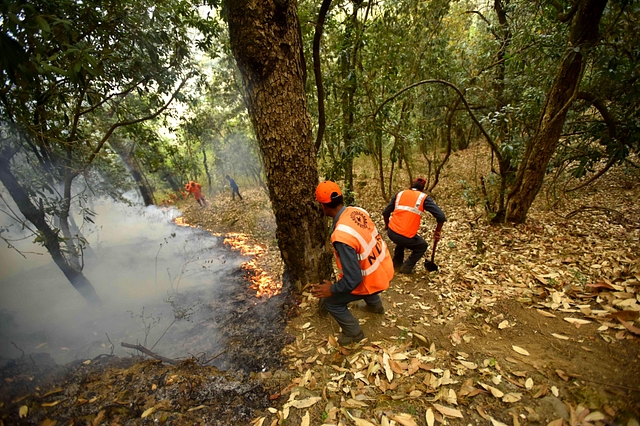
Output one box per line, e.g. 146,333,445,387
0,197,244,365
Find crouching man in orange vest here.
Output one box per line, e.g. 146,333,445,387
311,181,395,346
383,177,446,274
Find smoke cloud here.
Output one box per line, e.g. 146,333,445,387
0,197,244,365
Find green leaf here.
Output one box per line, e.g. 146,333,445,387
35,16,50,32
42,63,68,76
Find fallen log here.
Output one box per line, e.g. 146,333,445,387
121,342,179,364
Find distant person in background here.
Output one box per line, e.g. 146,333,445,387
382,177,446,274
225,175,243,201
185,180,207,207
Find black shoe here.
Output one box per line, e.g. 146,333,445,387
399,265,414,274
365,303,385,314
337,331,365,346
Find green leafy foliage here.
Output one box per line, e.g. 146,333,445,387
0,0,220,302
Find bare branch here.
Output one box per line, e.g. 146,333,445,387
75,77,191,180
547,0,578,22
465,10,499,39
78,83,138,118
313,0,333,152
564,91,626,192
0,194,38,237
576,91,617,139
121,342,179,364
371,79,502,164
105,333,115,356
11,341,25,358
565,152,620,192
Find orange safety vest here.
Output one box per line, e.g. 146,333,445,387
192,183,203,200
388,189,427,238
186,182,203,200
331,206,394,295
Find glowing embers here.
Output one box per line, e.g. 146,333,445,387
174,217,281,299
223,233,264,256
174,217,197,228
222,233,282,298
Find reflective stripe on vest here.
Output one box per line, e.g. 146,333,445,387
394,190,426,215
332,207,394,294
334,224,386,276
389,190,427,238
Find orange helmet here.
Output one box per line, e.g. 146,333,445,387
315,181,342,203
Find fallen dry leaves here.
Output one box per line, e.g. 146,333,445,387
252,148,639,425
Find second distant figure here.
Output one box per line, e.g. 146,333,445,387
225,175,243,201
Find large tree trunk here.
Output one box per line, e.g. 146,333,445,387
0,152,102,306
225,0,333,289
504,0,608,222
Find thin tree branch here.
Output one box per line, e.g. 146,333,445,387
371,79,502,164
75,77,190,180
121,342,178,364
565,150,621,192
313,0,332,153
465,10,499,39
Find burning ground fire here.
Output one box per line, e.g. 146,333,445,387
174,217,282,298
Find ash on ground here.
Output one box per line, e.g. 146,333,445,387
0,272,297,425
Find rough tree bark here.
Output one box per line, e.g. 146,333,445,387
224,0,334,288
504,0,608,223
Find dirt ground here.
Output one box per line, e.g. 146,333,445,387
1,144,639,425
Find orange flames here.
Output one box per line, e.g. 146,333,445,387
223,233,264,256
174,217,281,298
223,233,281,298
173,217,191,227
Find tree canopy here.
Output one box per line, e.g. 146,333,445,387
0,0,219,303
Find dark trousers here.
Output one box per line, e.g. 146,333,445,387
387,228,428,271
232,187,242,200
322,292,383,337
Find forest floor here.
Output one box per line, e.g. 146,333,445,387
1,144,639,425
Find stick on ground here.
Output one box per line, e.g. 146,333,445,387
121,342,178,364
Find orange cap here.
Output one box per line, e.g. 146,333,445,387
315,181,342,203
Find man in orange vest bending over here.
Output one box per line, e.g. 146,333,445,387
185,180,207,207
383,177,446,274
311,181,395,345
